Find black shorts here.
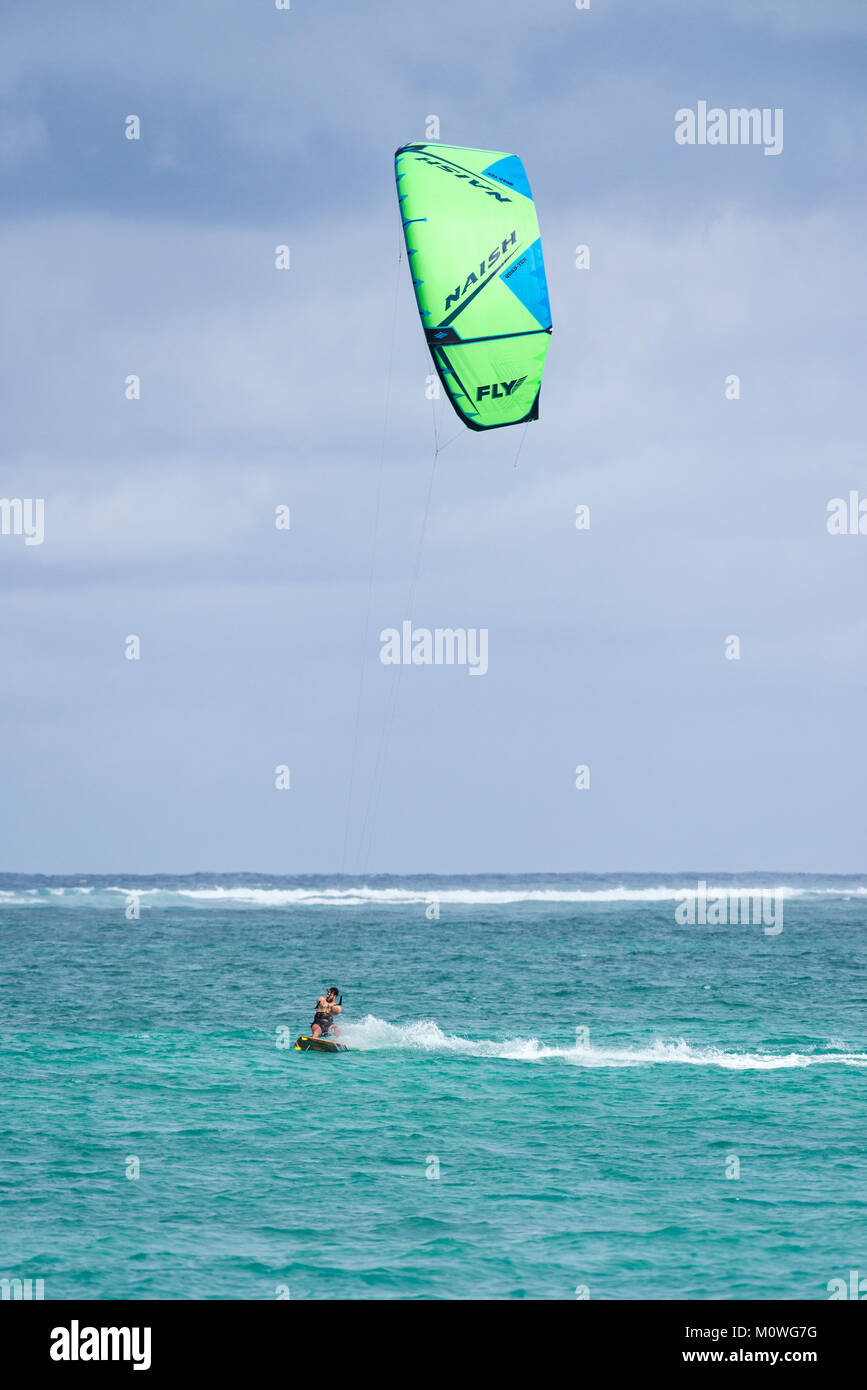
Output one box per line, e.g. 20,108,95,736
312,1014,331,1034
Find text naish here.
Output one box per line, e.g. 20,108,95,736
445,232,517,311
415,155,512,201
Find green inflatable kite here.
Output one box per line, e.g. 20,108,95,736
395,142,553,431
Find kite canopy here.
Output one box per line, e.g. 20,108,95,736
395,142,552,431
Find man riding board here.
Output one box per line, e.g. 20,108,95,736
311,986,342,1039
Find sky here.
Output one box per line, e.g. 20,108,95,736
1,0,865,874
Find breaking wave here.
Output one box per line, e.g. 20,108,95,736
5,879,867,909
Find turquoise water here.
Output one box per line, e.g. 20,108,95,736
1,874,865,1300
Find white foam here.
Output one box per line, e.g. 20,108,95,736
169,884,821,907
5,881,867,909
338,1017,867,1069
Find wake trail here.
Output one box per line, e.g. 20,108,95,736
339,1017,867,1070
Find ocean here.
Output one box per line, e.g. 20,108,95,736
1,873,865,1301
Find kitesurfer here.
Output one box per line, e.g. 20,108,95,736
311,986,342,1038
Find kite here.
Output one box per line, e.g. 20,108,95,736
395,142,552,431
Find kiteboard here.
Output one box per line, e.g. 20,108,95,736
294,1035,352,1054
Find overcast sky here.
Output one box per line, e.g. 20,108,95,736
1,1,865,874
